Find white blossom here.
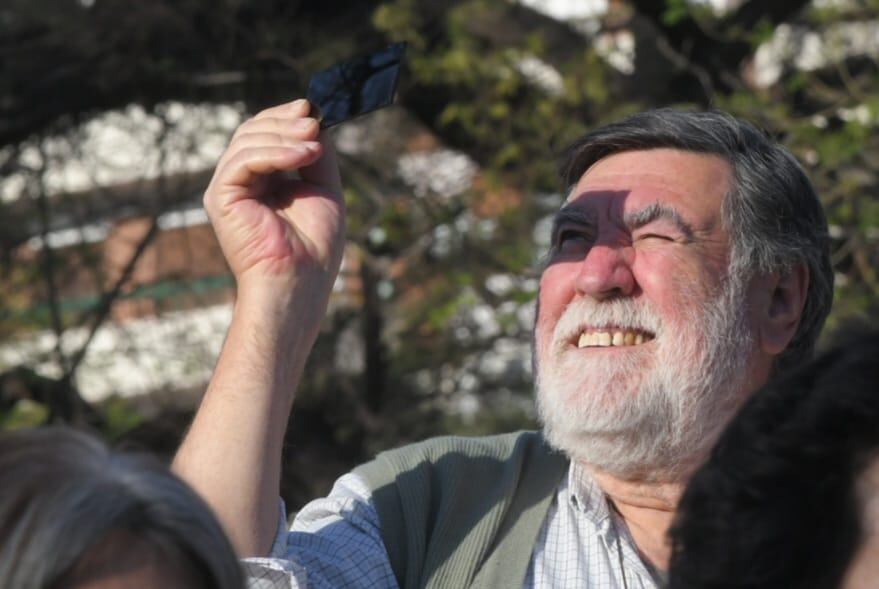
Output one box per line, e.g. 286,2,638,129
397,149,477,199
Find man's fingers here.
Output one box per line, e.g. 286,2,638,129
233,116,320,144
223,131,316,158
299,130,342,196
251,98,311,121
206,98,341,210
212,144,322,204
220,118,320,171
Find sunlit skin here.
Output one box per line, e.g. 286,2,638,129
534,148,776,568
537,149,733,366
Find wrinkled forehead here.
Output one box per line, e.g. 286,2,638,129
564,149,733,223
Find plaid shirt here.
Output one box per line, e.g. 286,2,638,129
242,463,663,589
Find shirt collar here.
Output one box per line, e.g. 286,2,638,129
566,461,614,532
565,462,667,584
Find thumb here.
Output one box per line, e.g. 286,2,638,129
299,129,343,196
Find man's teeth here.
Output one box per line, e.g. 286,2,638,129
576,330,652,348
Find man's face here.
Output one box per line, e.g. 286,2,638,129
534,148,758,480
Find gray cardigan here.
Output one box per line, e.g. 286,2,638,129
354,431,569,589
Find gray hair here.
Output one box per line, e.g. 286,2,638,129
0,426,243,589
559,109,833,373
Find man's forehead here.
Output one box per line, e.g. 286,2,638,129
571,167,698,192
564,181,691,206
564,149,732,217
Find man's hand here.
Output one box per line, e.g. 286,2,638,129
174,99,346,556
204,98,345,332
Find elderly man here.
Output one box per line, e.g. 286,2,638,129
172,99,832,588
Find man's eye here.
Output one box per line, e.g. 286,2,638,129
637,233,674,242
556,230,591,250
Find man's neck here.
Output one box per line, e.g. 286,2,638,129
587,466,684,572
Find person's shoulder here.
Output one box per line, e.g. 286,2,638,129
374,430,545,464
353,430,560,491
350,431,565,587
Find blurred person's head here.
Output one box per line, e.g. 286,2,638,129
668,328,879,589
0,426,243,589
533,108,832,481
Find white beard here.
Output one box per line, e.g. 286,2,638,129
535,276,753,481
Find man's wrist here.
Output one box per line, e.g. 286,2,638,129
234,279,329,348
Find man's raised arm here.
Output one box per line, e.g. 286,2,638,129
172,99,345,556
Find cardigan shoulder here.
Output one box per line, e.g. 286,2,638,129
354,431,567,589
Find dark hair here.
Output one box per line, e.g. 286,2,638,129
667,328,879,589
0,426,244,589
560,109,833,373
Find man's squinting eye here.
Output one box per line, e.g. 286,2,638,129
636,232,675,242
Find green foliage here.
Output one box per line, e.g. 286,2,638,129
748,18,778,48
0,400,49,431
100,397,145,441
807,0,860,22
424,283,479,332
661,0,691,26
373,0,426,50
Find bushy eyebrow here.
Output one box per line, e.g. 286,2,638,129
623,202,695,240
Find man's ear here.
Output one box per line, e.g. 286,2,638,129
751,264,810,356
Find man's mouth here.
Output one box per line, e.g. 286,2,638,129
574,329,656,348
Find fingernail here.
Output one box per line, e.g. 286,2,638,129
292,141,319,155
293,118,314,129
291,98,307,110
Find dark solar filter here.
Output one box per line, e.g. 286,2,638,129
307,42,406,129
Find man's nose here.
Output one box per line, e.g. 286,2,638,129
574,244,635,300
